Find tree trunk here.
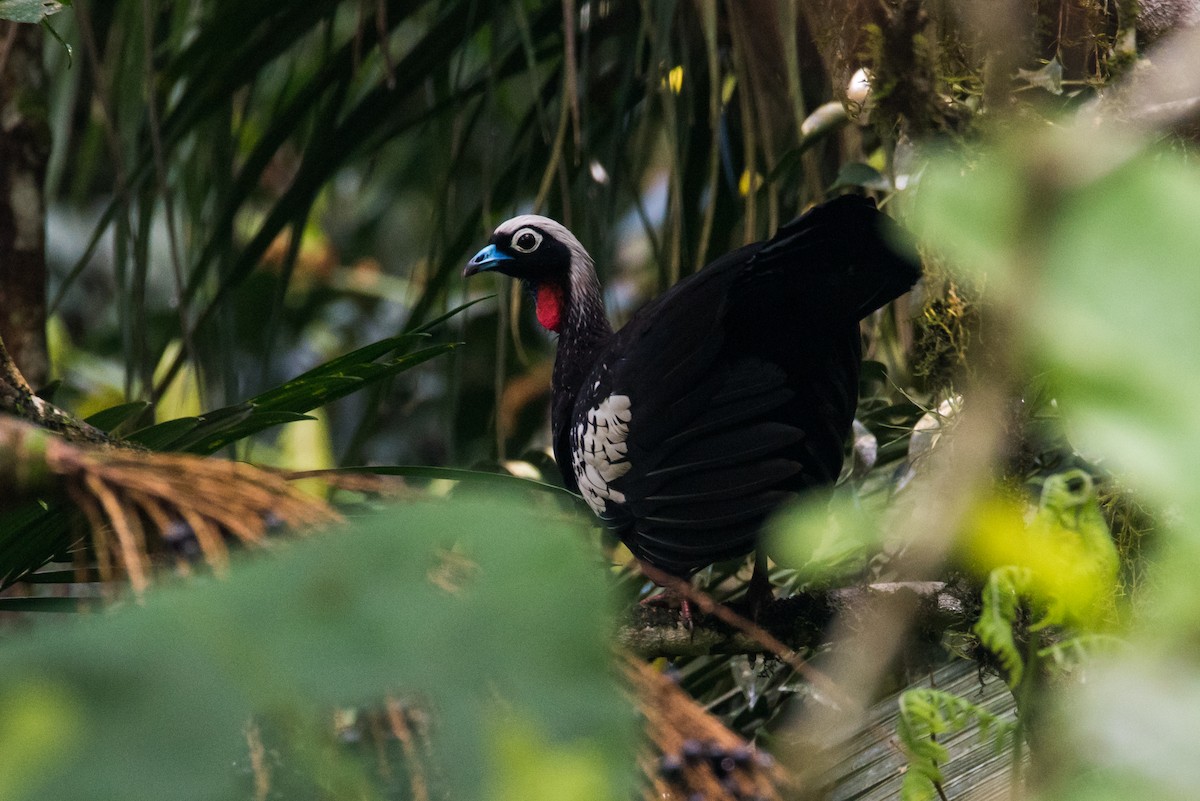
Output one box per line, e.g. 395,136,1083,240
0,22,48,389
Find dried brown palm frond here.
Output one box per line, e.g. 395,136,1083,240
282,469,412,498
625,655,791,801
384,696,434,801
308,658,788,801
0,415,338,595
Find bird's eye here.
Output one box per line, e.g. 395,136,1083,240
511,228,542,253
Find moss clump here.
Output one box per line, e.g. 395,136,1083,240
912,273,979,394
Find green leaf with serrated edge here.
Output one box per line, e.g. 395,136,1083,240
897,687,1017,801
975,567,1032,688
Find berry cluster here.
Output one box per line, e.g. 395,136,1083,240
656,738,776,801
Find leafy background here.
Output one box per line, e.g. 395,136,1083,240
1,1,1199,800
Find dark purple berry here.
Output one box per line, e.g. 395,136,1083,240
658,754,684,782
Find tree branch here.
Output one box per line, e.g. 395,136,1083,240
0,21,48,388
0,334,124,447
617,581,970,660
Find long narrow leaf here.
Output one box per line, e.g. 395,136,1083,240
0,597,84,613
411,295,494,334
185,342,456,455
125,418,204,450
312,465,583,503
181,411,316,455
0,507,73,590
84,402,152,432
251,342,458,416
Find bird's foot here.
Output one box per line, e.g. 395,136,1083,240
639,589,695,630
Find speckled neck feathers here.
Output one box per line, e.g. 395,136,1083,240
493,215,613,410
547,230,611,434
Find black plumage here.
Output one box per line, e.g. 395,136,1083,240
465,195,920,579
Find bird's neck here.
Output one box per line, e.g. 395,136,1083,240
548,264,612,416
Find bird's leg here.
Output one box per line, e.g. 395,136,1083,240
745,551,775,622
639,587,695,629
637,567,696,630
678,594,697,629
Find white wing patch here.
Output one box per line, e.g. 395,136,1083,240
573,394,633,515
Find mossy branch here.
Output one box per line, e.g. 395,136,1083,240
618,581,968,660
0,333,120,447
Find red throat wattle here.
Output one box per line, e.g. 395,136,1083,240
535,283,565,333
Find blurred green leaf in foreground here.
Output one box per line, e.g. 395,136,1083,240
912,122,1200,801
914,133,1200,518
0,491,633,801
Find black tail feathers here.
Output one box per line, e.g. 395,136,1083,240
749,194,922,321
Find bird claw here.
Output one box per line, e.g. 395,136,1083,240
680,598,694,632
639,588,696,632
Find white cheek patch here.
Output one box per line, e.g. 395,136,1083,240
572,394,633,515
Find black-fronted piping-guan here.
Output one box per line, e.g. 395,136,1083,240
464,195,920,599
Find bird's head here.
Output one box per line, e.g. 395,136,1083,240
463,215,583,282
464,215,597,333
